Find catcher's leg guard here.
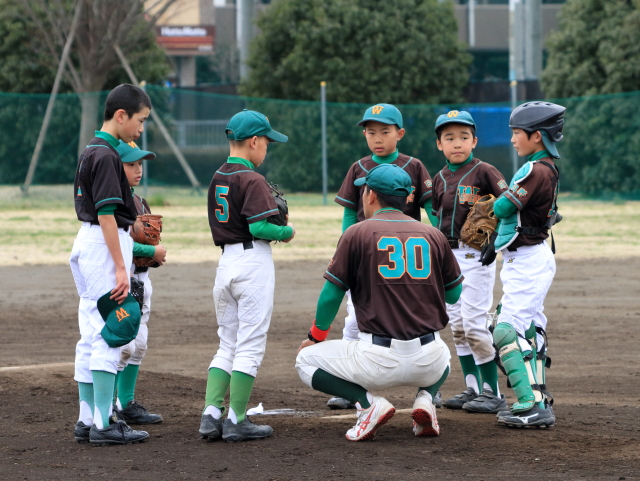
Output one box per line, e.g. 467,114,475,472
524,322,545,408
493,323,535,412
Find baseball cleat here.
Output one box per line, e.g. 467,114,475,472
497,405,555,428
118,400,163,425
89,420,149,446
345,396,395,442
327,397,357,410
462,390,508,414
222,418,273,442
199,414,224,441
74,421,91,444
443,387,478,409
411,390,440,436
433,390,443,409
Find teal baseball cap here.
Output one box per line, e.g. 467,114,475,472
357,104,404,129
354,164,412,197
225,109,288,143
434,110,476,132
116,140,156,162
97,292,141,348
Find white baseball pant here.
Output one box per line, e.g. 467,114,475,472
342,290,361,341
69,223,133,383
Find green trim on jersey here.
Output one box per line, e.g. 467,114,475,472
97,203,117,215
372,149,399,164
227,157,255,169
445,282,462,304
94,130,119,149
527,150,552,162
248,218,293,241
445,153,473,172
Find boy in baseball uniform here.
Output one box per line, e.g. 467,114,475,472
112,140,167,425
199,110,295,442
431,111,508,413
479,101,565,428
296,164,463,441
330,103,435,409
70,84,151,446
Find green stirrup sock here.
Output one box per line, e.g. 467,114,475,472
92,370,116,428
420,366,450,398
311,369,371,409
458,355,481,391
478,360,499,395
117,364,140,407
229,371,256,423
204,368,231,411
78,382,94,408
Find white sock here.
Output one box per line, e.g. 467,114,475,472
78,400,93,426
417,390,433,403
94,407,104,429
228,407,238,424
465,374,480,394
204,405,222,419
365,392,373,405
483,381,500,396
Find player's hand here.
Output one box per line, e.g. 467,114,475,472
110,267,130,304
479,233,498,266
282,223,296,243
153,245,167,266
297,339,316,354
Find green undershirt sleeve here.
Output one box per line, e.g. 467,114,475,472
422,198,439,227
248,218,293,241
445,283,462,305
133,242,156,258
315,280,347,331
494,195,517,219
342,207,358,233
97,204,117,215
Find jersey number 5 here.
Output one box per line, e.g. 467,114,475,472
215,186,230,222
377,237,431,279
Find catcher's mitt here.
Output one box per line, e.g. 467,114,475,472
130,214,163,267
267,182,288,226
460,194,498,250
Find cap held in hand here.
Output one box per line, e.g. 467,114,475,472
97,292,141,348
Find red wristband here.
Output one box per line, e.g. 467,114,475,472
310,321,330,342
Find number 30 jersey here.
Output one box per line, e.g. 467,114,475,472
324,208,464,340
207,162,279,246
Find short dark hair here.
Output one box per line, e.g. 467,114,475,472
104,84,152,121
436,123,476,140
364,184,406,210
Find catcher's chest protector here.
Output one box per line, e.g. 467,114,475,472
495,162,533,251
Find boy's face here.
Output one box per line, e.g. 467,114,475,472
363,121,405,157
123,160,143,187
436,124,477,164
511,128,543,157
116,107,151,143
248,136,271,168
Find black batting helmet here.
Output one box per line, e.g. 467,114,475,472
509,102,566,142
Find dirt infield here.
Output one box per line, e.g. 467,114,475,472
2,257,640,480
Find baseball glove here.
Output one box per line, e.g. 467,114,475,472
460,194,498,251
267,182,288,226
130,214,163,267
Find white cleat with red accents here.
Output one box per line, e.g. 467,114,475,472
345,396,395,441
411,390,440,436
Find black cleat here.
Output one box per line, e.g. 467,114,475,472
89,420,149,446
74,421,91,444
443,388,478,410
199,414,224,441
433,390,443,409
463,390,508,414
327,397,356,410
222,418,272,442
497,405,555,428
118,400,163,425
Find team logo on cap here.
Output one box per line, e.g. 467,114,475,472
115,308,130,322
371,106,385,115
447,111,460,118
128,141,138,148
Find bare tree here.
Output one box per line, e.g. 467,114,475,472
18,0,185,155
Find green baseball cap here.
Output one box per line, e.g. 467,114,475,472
116,140,156,162
225,109,288,143
97,292,141,348
434,110,476,132
354,164,412,197
357,104,403,129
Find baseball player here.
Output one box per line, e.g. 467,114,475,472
296,164,463,441
111,140,166,425
479,101,565,428
199,110,295,443
431,110,508,413
70,84,151,446
330,103,436,410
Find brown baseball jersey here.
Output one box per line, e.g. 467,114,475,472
324,208,463,340
74,137,136,229
208,163,279,246
503,157,559,250
431,157,508,241
335,154,432,222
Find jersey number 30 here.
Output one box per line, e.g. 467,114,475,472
377,237,431,279
215,186,230,222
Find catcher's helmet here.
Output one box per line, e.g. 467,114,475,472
509,102,566,142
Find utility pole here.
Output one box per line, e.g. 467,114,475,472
237,0,255,80
509,0,525,177
320,82,328,206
